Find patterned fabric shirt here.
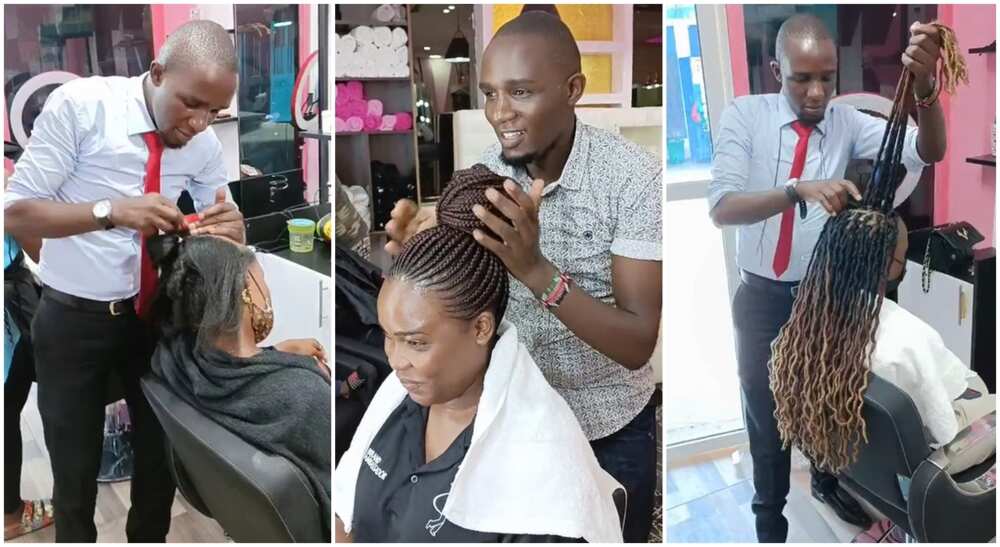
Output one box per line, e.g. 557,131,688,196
479,120,662,440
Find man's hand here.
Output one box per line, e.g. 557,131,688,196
795,179,862,216
903,22,942,97
274,338,330,378
384,199,436,256
188,187,245,244
110,193,185,236
472,179,554,295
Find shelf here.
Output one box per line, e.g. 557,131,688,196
965,154,996,167
336,129,412,136
301,131,332,141
969,41,995,55
335,18,408,28
335,77,410,82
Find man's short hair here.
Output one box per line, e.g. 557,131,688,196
775,13,834,63
493,11,581,74
157,20,238,74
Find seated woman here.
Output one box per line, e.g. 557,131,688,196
770,208,995,474
334,165,624,543
148,234,331,537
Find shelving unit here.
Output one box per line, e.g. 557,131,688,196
299,4,330,203
334,4,420,232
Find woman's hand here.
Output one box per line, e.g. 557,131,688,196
274,338,329,378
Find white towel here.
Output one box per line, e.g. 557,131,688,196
373,26,393,48
339,34,357,54
356,43,379,63
394,46,409,67
373,4,397,23
350,25,375,46
335,321,625,543
391,27,408,49
376,46,397,68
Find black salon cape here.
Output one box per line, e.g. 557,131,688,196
151,333,332,537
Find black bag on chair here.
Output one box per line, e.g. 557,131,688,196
908,222,984,292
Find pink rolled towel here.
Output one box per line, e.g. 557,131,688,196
345,80,364,100
335,117,347,132
335,83,348,107
366,99,384,117
345,99,367,118
379,114,396,131
346,116,364,132
394,111,413,131
363,114,381,132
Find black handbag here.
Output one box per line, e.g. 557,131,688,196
908,222,984,292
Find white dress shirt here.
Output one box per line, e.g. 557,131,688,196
336,321,625,543
871,299,971,445
708,93,929,281
5,73,228,301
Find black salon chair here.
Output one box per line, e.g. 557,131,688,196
839,373,996,542
141,375,325,542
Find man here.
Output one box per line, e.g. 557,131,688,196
708,14,947,542
4,20,243,542
385,12,662,542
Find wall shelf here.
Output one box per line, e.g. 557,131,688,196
335,77,410,83
965,154,996,167
969,41,995,55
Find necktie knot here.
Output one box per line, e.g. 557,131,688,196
791,120,813,139
142,131,163,154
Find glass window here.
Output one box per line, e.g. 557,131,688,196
665,4,712,183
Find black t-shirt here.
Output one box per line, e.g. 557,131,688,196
351,396,583,543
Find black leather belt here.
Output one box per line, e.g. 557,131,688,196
739,270,801,298
42,286,136,316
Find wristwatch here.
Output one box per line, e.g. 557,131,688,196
93,199,114,230
783,178,801,205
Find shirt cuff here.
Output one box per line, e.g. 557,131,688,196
611,238,661,261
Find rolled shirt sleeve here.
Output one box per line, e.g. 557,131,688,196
848,106,930,174
611,168,662,261
5,87,80,207
707,99,753,212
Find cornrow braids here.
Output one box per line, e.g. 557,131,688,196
389,164,510,324
771,22,966,472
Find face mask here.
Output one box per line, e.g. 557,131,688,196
242,271,274,344
885,258,907,294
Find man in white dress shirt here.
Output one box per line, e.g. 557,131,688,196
708,14,948,542
4,21,243,542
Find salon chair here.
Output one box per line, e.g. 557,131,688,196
839,373,996,542
141,375,325,542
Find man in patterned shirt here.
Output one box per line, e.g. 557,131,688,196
385,11,662,542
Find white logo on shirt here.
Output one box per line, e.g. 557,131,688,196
425,492,449,537
364,448,388,480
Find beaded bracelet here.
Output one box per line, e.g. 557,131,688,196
540,272,572,310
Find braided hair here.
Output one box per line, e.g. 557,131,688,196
770,21,967,472
389,164,510,325
149,234,256,349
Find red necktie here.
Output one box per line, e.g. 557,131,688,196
772,121,813,278
135,131,164,317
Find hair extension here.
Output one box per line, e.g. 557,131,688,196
770,22,966,472
389,164,510,325
149,234,256,348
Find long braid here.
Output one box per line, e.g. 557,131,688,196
771,22,966,472
390,164,510,323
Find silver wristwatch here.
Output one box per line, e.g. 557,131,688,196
93,199,114,230
783,178,801,204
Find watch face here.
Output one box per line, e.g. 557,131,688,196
94,200,111,219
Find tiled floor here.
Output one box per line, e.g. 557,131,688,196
666,444,868,543
9,386,227,543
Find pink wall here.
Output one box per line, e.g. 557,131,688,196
935,4,996,248
725,4,750,98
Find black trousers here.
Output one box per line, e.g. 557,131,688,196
5,335,35,514
732,274,838,543
32,290,175,542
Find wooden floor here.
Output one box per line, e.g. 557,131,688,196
665,444,877,543
10,386,227,543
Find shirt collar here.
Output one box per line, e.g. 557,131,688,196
776,92,828,136
489,117,587,192
126,72,158,136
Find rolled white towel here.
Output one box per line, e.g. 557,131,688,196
373,26,393,48
340,34,357,54
376,46,397,68
373,4,397,23
395,46,409,67
350,25,375,46
356,43,379,63
391,27,408,48
392,65,409,78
